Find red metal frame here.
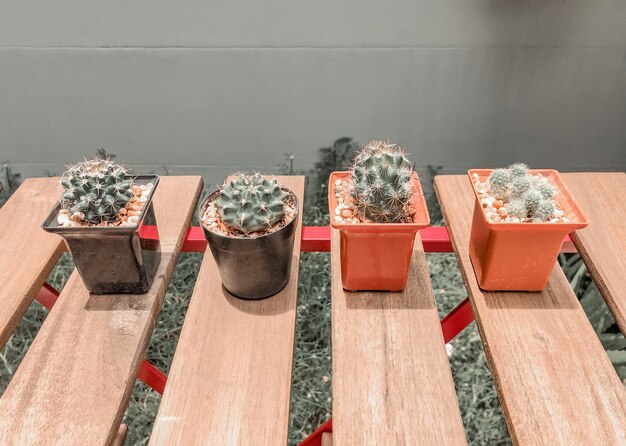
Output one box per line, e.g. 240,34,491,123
33,224,575,444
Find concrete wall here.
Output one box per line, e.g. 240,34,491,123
1,1,625,188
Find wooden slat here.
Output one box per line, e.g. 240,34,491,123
331,230,467,445
149,176,304,446
321,432,333,446
435,175,626,446
0,176,203,445
0,178,64,348
564,173,626,334
111,424,128,446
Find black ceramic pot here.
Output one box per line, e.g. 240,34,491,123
199,189,299,300
42,175,161,294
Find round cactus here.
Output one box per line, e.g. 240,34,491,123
537,181,557,199
534,199,555,221
216,173,288,234
61,158,134,224
509,162,529,178
508,199,527,218
510,175,531,197
488,169,509,196
350,139,414,223
523,189,543,211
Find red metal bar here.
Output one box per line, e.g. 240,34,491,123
299,418,332,446
179,225,575,254
441,297,474,343
137,360,168,395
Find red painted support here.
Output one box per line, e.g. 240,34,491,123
137,360,168,395
299,418,332,446
178,225,574,254
441,297,474,343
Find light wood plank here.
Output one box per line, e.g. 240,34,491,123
331,229,467,445
0,178,65,348
435,175,626,446
0,176,203,446
564,173,626,334
321,432,332,446
149,176,304,446
110,424,128,446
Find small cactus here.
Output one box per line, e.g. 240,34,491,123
537,181,557,199
523,189,543,211
349,139,414,223
535,199,555,221
488,169,509,196
510,175,531,197
481,163,560,222
509,162,529,178
61,158,134,224
508,199,527,218
216,173,289,234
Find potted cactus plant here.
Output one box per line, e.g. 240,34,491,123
42,158,160,294
468,163,588,291
328,139,430,291
199,173,299,299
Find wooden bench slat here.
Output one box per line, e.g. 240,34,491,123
149,176,304,446
111,424,128,446
0,176,202,445
321,432,332,446
331,229,467,445
435,175,626,446
563,172,626,333
0,178,64,348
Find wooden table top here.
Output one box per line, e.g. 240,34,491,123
0,172,624,445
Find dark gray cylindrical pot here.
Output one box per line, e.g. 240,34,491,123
199,189,299,300
42,175,161,295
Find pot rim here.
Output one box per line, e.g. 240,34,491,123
198,186,300,240
467,168,589,230
41,174,160,235
328,170,430,232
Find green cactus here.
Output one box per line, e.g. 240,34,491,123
523,189,543,211
537,181,557,199
216,173,289,234
349,139,414,223
509,162,529,178
61,158,134,224
508,199,527,218
534,199,555,221
510,175,531,197
488,169,509,195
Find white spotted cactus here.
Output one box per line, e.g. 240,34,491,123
216,173,288,234
488,169,509,196
486,163,559,222
61,158,134,224
349,139,414,223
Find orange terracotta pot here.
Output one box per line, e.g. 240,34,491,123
329,171,430,291
468,169,588,291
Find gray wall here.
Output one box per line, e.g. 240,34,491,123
1,1,625,188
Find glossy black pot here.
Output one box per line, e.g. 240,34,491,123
42,175,161,294
199,190,299,300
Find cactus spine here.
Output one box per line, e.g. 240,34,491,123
349,139,414,223
61,158,134,224
216,173,288,234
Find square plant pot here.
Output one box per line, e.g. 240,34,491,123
42,175,161,294
468,169,588,291
329,171,430,291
